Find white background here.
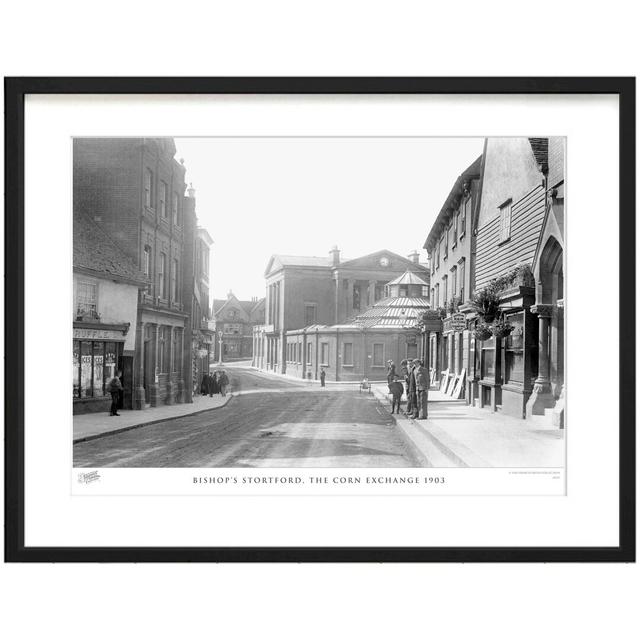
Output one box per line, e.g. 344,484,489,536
26,93,611,548
1,2,638,640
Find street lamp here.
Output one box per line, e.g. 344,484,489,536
218,330,224,364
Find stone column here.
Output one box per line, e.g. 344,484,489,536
526,305,556,418
368,279,376,307
148,323,160,407
134,321,146,410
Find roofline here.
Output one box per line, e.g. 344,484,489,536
423,155,482,253
73,265,148,288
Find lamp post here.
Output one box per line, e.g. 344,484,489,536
218,330,223,365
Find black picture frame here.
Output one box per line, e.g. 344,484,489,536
4,77,635,563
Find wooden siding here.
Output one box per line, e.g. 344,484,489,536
475,184,545,290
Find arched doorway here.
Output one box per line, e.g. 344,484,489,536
539,236,564,399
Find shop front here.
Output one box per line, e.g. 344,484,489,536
72,324,131,414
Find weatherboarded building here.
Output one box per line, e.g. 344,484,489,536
472,137,565,425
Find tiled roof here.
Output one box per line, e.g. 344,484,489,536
349,296,430,329
528,137,549,172
73,213,147,285
386,270,429,287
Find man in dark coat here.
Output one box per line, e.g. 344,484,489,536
320,368,326,387
108,370,123,416
388,377,404,414
413,359,429,420
405,360,416,417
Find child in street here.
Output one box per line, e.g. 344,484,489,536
388,376,404,414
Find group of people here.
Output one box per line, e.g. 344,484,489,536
386,358,429,419
200,369,229,397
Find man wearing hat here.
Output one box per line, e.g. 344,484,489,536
412,358,429,420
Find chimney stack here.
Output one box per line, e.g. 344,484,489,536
330,245,341,266
187,183,196,198
408,250,420,264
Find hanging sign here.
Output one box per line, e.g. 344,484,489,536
419,310,443,332
450,313,467,331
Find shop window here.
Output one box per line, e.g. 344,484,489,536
504,313,525,384
372,343,384,367
74,340,122,399
76,280,98,318
481,336,496,379
320,342,329,366
343,342,353,366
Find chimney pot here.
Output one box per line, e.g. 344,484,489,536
408,250,420,264
330,246,341,266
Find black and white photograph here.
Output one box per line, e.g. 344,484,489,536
72,135,566,473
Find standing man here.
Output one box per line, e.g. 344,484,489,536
405,359,416,417
320,367,326,387
413,359,429,420
108,370,123,416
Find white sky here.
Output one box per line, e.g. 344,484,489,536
174,137,484,302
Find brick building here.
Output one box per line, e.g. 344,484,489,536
213,292,265,361
253,247,430,375
73,138,213,410
284,270,431,382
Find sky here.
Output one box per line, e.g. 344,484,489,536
174,137,484,302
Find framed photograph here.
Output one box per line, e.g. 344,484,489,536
4,77,635,562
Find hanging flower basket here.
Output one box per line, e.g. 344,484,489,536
490,320,514,339
473,323,492,341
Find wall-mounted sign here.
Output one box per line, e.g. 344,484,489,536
450,313,467,331
73,328,125,341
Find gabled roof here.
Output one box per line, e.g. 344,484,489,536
265,254,332,276
213,295,265,321
73,212,147,286
336,249,428,273
424,155,482,253
386,270,429,287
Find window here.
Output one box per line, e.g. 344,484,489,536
171,259,178,302
372,343,384,367
374,283,385,302
306,342,312,365
158,253,167,299
158,327,166,373
224,323,242,334
499,199,512,242
143,245,151,277
451,266,457,303
442,275,448,306
320,342,329,365
342,342,353,366
144,168,153,208
436,243,440,269
452,213,458,245
159,181,167,218
172,192,180,225
504,312,525,384
444,229,448,259
173,331,181,371
304,303,317,326
459,259,466,302
435,283,440,308
460,198,468,236
73,340,122,399
76,280,98,318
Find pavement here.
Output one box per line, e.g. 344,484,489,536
371,383,565,468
